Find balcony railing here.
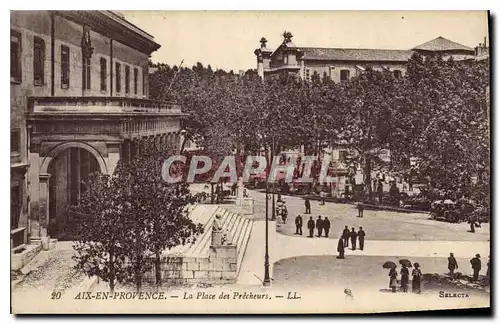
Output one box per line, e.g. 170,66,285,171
28,96,182,114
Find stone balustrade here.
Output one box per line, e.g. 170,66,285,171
28,96,182,114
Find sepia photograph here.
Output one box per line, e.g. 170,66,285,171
9,9,491,314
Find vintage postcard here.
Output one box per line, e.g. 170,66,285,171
10,10,490,314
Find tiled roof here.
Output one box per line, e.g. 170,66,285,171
412,36,474,52
298,47,412,62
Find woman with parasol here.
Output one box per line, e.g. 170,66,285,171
400,266,409,293
383,261,398,293
412,262,422,293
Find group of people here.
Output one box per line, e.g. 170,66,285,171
294,215,331,238
448,252,490,282
336,226,366,258
388,263,423,293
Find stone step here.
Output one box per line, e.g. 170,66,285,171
236,219,251,255
228,215,245,243
237,220,254,274
166,204,218,256
232,218,248,247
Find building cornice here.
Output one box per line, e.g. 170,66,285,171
52,10,161,55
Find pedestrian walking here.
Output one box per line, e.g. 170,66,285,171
342,226,350,247
358,227,366,250
304,198,311,214
389,267,398,293
323,217,331,238
350,227,357,250
282,205,288,224
377,180,384,204
470,254,481,281
400,264,409,293
448,253,458,280
307,216,315,238
337,238,345,259
412,263,422,293
316,216,324,237
320,189,326,205
231,182,237,196
357,203,364,218
295,214,303,235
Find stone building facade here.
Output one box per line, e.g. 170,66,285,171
11,11,184,245
254,33,480,82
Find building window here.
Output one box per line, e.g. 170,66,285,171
125,65,130,94
11,186,21,230
60,45,70,89
33,37,45,86
393,69,402,79
100,57,107,91
11,30,22,83
283,55,288,65
134,68,138,95
11,128,20,154
82,57,91,90
340,69,350,82
115,62,121,93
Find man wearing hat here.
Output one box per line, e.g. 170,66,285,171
448,253,458,280
470,254,482,281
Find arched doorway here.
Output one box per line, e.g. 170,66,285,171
47,147,100,239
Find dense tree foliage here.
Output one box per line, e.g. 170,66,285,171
149,54,490,209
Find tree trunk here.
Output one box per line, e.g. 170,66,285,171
155,249,161,286
109,251,115,294
364,155,373,202
135,268,142,292
210,183,215,204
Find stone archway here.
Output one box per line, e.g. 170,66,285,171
43,142,107,239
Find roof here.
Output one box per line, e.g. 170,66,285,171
412,36,474,53
298,47,411,62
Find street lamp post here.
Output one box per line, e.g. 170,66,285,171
263,183,271,286
271,136,276,221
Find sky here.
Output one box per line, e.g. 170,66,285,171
125,11,488,71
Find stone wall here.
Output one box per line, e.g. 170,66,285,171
143,245,238,284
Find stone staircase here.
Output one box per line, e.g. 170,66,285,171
159,204,254,282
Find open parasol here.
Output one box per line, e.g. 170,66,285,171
382,261,397,269
443,199,454,205
399,259,413,267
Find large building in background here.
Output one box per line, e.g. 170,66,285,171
255,32,486,82
11,11,184,246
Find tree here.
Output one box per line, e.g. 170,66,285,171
70,142,204,291
335,67,401,200
117,140,204,289
395,53,490,206
69,173,129,293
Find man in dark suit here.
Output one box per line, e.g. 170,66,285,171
358,226,366,250
316,216,324,237
342,226,350,247
323,217,331,238
471,254,481,281
337,238,345,259
307,217,315,238
304,198,311,214
295,214,303,235
350,227,358,250
448,252,458,279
